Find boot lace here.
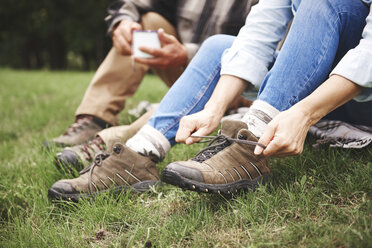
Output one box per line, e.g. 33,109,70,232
80,136,106,161
81,152,110,193
191,133,264,163
64,116,93,136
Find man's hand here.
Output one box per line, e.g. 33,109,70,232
175,109,223,145
134,28,188,68
254,107,312,157
112,20,142,55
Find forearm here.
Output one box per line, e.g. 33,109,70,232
292,74,363,126
176,75,248,144
256,75,363,157
204,75,247,117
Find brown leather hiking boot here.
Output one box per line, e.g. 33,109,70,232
44,116,106,148
48,143,159,201
56,135,107,172
162,120,270,195
54,109,155,172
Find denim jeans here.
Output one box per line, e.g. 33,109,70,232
149,0,371,146
148,34,235,145
258,0,371,125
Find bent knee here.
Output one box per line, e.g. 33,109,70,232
199,34,236,54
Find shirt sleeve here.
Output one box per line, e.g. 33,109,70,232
105,0,152,35
220,0,293,88
330,7,372,102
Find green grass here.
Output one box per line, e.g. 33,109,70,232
0,68,371,247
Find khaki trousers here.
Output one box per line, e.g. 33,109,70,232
75,12,184,125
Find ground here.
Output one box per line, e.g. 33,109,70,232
0,69,371,247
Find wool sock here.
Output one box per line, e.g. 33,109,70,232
241,100,280,138
126,124,171,161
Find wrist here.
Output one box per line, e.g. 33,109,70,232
201,75,246,118
204,101,227,118
291,103,320,127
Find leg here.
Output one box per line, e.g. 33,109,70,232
141,34,235,146
75,47,148,125
243,0,370,138
258,0,369,112
75,12,179,125
46,47,147,147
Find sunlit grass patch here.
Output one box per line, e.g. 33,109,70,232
0,69,371,247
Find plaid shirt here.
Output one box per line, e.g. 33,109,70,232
105,0,258,60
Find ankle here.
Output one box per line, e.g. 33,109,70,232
242,100,279,138
126,125,171,161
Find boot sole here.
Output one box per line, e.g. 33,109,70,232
48,180,159,202
162,168,269,195
54,153,85,174
43,140,68,149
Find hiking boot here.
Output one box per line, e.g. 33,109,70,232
162,120,270,195
44,116,107,148
54,116,153,172
56,135,106,172
48,143,159,201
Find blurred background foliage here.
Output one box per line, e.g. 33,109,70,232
0,0,113,70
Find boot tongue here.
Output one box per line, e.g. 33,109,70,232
220,120,248,138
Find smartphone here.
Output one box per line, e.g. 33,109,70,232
132,30,161,58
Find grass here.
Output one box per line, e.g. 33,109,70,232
0,68,371,247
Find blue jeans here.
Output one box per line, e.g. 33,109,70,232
149,0,371,146
258,0,371,125
148,35,235,145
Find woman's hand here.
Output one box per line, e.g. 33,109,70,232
254,106,312,157
254,75,363,157
175,75,247,145
175,108,223,145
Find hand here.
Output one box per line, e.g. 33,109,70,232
253,75,363,158
176,109,223,145
254,107,312,157
112,20,142,55
134,28,188,68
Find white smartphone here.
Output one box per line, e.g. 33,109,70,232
132,30,161,58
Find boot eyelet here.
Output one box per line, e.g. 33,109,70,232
113,145,121,154
238,134,247,140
